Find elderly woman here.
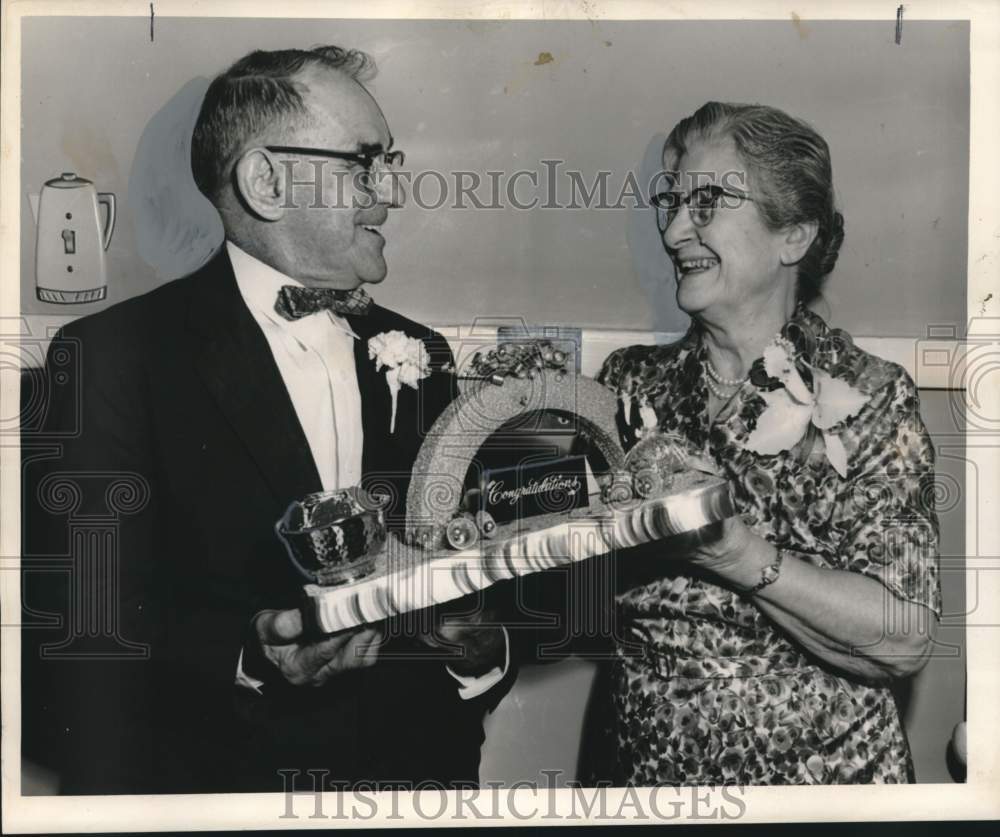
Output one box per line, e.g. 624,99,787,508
594,102,940,785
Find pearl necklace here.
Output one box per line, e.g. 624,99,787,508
705,373,740,401
705,358,745,387
704,357,746,401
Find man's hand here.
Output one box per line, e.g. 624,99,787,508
417,608,506,678
253,609,383,688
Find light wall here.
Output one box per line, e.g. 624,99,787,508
20,17,968,338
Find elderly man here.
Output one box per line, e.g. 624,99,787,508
23,45,508,795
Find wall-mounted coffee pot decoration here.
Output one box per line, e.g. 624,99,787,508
33,172,116,303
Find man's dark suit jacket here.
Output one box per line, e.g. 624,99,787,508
21,249,508,795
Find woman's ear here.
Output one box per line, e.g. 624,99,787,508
232,148,286,221
779,220,819,266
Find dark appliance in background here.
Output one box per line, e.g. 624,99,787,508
460,326,595,518
462,327,615,659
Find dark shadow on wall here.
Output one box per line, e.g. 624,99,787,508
128,76,224,281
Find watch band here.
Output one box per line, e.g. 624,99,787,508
743,547,785,597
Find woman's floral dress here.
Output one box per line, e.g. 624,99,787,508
594,307,941,785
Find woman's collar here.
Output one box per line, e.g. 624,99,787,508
687,303,829,361
776,303,830,369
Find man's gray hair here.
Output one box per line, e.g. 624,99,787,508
190,45,376,201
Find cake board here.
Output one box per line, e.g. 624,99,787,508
304,472,735,633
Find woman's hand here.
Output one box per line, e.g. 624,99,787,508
671,516,774,593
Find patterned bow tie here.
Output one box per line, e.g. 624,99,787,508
274,285,373,321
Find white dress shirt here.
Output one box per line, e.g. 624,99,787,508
226,242,506,699
228,241,362,491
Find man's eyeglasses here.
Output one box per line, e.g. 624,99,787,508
650,184,754,233
264,145,406,192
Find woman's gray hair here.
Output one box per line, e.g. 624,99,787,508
664,102,844,306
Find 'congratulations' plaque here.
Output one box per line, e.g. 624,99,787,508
479,455,589,524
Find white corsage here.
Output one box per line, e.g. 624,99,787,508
637,400,659,438
618,378,659,440
745,338,868,477
368,331,431,434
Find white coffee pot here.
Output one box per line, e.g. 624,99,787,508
32,172,115,303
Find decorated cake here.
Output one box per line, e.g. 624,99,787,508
288,340,736,633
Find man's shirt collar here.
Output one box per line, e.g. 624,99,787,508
227,240,359,339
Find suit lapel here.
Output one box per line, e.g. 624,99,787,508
187,249,322,506
346,309,394,478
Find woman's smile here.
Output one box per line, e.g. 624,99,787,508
675,255,720,279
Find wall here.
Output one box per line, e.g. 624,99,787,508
20,17,968,338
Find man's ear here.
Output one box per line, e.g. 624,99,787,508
779,220,819,267
232,148,286,221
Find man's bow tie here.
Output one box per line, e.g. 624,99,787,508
274,285,373,321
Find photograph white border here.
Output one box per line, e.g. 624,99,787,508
2,0,998,831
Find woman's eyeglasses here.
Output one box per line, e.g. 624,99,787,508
650,184,754,233
264,145,406,192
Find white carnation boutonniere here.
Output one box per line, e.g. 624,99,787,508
744,337,868,477
368,330,431,434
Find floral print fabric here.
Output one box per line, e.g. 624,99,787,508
594,307,940,785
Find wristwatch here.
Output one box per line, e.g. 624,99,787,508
743,547,785,597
